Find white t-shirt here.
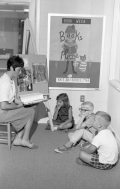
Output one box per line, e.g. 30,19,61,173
92,129,118,164
0,73,16,104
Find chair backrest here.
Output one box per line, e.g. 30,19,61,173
0,122,16,150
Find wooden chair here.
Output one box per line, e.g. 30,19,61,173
0,122,16,150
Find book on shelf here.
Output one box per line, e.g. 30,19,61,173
0,54,10,59
20,93,44,105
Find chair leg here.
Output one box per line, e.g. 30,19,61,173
7,123,11,150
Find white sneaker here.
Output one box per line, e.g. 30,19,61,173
54,127,58,131
54,148,63,153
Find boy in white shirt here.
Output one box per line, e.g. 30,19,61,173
55,101,96,153
76,111,119,170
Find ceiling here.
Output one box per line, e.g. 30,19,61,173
0,1,29,12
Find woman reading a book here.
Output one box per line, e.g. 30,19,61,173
0,55,35,149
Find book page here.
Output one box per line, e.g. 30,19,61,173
20,93,44,105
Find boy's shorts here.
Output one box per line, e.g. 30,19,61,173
89,154,117,170
82,154,117,170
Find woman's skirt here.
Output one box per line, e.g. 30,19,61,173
0,107,34,131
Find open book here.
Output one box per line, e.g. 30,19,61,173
20,93,44,105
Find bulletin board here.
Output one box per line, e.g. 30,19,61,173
18,54,48,95
47,14,106,90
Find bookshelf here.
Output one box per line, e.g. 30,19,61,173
0,58,7,77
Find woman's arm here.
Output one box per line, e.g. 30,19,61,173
0,78,23,110
0,100,23,110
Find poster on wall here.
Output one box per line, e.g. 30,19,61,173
18,68,33,92
47,14,105,90
17,54,48,95
32,63,47,83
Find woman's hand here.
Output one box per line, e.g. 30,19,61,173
14,96,21,104
14,97,23,107
0,100,23,110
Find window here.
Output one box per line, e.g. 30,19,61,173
109,0,120,91
0,2,29,55
0,2,29,77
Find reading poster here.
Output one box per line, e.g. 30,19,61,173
32,63,47,83
48,14,105,90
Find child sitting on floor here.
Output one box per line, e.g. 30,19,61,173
55,101,96,153
45,93,74,131
76,111,119,170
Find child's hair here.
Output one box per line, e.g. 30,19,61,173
7,55,24,71
95,111,111,127
56,93,70,108
82,101,94,110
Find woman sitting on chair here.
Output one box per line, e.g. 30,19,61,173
0,55,35,149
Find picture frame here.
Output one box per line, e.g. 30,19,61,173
47,14,106,90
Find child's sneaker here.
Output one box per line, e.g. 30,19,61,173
54,145,72,153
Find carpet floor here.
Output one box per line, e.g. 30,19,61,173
0,122,120,189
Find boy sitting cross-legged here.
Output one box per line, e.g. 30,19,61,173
55,101,97,153
76,111,119,170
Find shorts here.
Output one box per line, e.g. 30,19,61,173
84,154,117,170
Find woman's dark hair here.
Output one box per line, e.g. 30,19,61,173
56,93,70,108
7,55,24,71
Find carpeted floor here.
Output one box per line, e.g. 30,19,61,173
0,122,120,189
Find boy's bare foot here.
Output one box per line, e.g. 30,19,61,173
76,157,87,165
76,157,91,167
